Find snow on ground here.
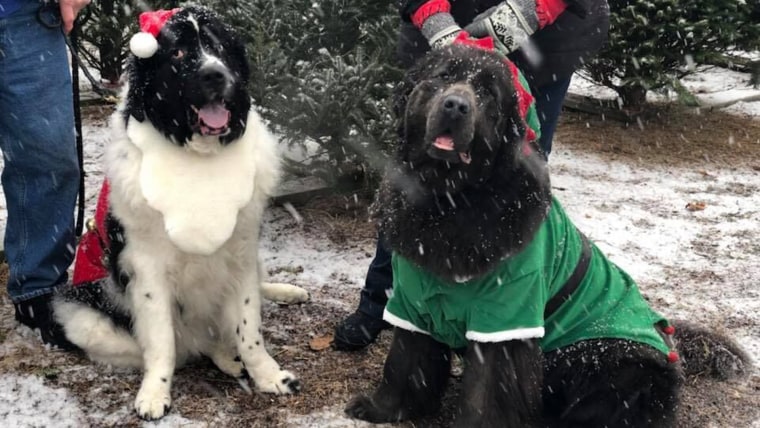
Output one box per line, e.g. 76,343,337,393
550,148,760,359
571,64,760,116
0,374,85,427
0,64,758,426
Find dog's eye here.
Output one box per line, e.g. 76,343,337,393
172,49,185,60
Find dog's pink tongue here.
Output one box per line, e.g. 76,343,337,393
433,135,455,151
198,104,230,128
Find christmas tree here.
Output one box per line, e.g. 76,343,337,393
586,0,760,108
207,0,402,185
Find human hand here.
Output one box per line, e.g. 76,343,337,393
59,0,91,34
463,1,538,54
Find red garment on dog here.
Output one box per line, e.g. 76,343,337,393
72,181,111,285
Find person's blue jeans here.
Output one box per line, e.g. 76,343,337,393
357,236,393,318
357,75,573,319
532,76,572,158
0,2,79,302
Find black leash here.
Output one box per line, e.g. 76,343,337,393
69,21,86,238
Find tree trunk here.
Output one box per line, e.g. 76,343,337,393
97,0,121,84
618,84,648,109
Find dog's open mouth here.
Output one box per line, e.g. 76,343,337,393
429,134,472,164
193,103,231,136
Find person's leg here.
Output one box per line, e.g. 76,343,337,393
0,4,80,348
333,237,392,350
357,237,393,317
531,75,572,158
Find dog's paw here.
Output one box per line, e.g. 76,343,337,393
254,369,301,394
134,385,171,420
261,282,310,305
345,394,403,423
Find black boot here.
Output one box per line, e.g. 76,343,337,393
334,310,391,351
14,293,78,351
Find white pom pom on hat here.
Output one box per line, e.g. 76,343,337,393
129,32,159,58
128,8,182,58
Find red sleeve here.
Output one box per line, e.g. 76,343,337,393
536,0,568,28
410,0,452,28
400,0,434,23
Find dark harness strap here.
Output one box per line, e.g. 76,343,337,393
544,231,592,319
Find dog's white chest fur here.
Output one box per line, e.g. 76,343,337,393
109,110,279,256
126,120,256,254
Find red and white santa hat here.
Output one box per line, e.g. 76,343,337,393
129,8,182,58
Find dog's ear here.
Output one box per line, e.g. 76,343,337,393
221,21,251,86
494,66,527,149
393,63,426,162
392,64,422,120
123,57,147,122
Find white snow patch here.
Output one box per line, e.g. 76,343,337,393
0,374,86,427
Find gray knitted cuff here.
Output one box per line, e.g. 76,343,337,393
420,13,461,48
507,0,540,31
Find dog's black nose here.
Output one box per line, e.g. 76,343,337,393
442,94,470,119
200,63,230,95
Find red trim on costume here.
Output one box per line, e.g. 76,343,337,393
411,0,452,29
522,141,534,156
139,8,181,37
452,31,494,50
506,61,537,142
535,0,567,28
72,181,111,285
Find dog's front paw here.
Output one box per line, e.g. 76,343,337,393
134,385,171,420
261,282,310,305
254,369,301,394
345,394,404,423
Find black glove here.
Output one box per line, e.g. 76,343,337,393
463,0,540,54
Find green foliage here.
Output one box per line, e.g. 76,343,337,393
74,1,178,84
206,0,402,185
586,0,760,107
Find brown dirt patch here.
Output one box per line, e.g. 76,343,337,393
557,106,760,169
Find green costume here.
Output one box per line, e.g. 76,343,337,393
384,199,670,354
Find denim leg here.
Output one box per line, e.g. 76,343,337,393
0,4,80,302
357,235,393,319
532,76,572,158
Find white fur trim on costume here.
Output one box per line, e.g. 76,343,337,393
383,309,431,336
126,115,259,255
466,326,545,343
130,32,159,58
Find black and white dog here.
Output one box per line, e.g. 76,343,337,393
53,7,307,420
